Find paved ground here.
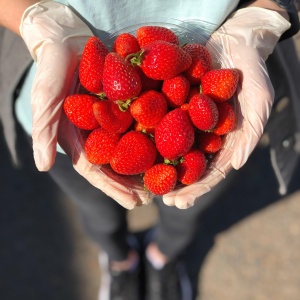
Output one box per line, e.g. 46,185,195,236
2,116,300,300
1,32,300,300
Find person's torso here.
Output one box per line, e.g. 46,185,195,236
63,0,239,37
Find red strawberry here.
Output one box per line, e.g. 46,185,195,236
112,33,141,59
176,148,207,185
161,75,190,108
130,90,168,127
134,122,156,137
84,128,121,164
196,131,222,154
110,131,157,175
103,52,142,102
79,36,109,94
143,163,177,195
183,43,213,85
136,25,179,47
63,94,99,130
136,67,162,92
213,102,236,135
180,103,190,111
155,108,195,160
187,85,200,102
188,94,219,131
93,100,133,133
201,68,239,102
131,41,192,80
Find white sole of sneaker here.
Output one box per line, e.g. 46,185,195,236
98,251,111,300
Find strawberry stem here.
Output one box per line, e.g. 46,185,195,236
95,91,107,100
116,99,132,112
164,158,181,166
141,129,154,140
126,50,144,66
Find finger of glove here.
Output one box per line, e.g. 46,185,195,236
230,61,274,169
212,7,291,60
162,156,232,209
73,156,150,209
57,114,153,209
210,17,277,170
20,0,94,60
71,141,153,208
212,34,274,169
162,127,235,209
31,43,79,171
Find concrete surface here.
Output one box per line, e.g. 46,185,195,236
1,34,300,300
2,115,300,300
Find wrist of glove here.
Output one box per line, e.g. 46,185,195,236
20,0,93,170
163,7,291,209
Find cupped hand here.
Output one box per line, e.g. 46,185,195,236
20,0,152,209
163,7,291,209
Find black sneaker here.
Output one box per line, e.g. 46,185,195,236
145,258,193,300
98,251,142,300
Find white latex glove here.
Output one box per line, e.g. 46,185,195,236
20,0,152,209
163,7,291,209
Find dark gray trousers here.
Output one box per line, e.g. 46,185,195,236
48,151,231,261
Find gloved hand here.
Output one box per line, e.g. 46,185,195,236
20,0,152,209
163,7,291,209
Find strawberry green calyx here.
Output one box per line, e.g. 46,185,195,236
95,91,107,99
164,158,183,166
116,99,133,112
140,129,154,140
127,50,144,66
199,85,203,94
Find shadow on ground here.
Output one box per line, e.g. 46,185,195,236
183,143,300,298
0,124,85,300
1,121,300,300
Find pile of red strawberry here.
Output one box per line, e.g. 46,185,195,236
63,25,239,196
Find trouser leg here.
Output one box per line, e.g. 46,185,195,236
48,152,129,261
153,172,236,259
153,199,204,259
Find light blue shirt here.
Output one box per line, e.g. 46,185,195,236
15,0,239,152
